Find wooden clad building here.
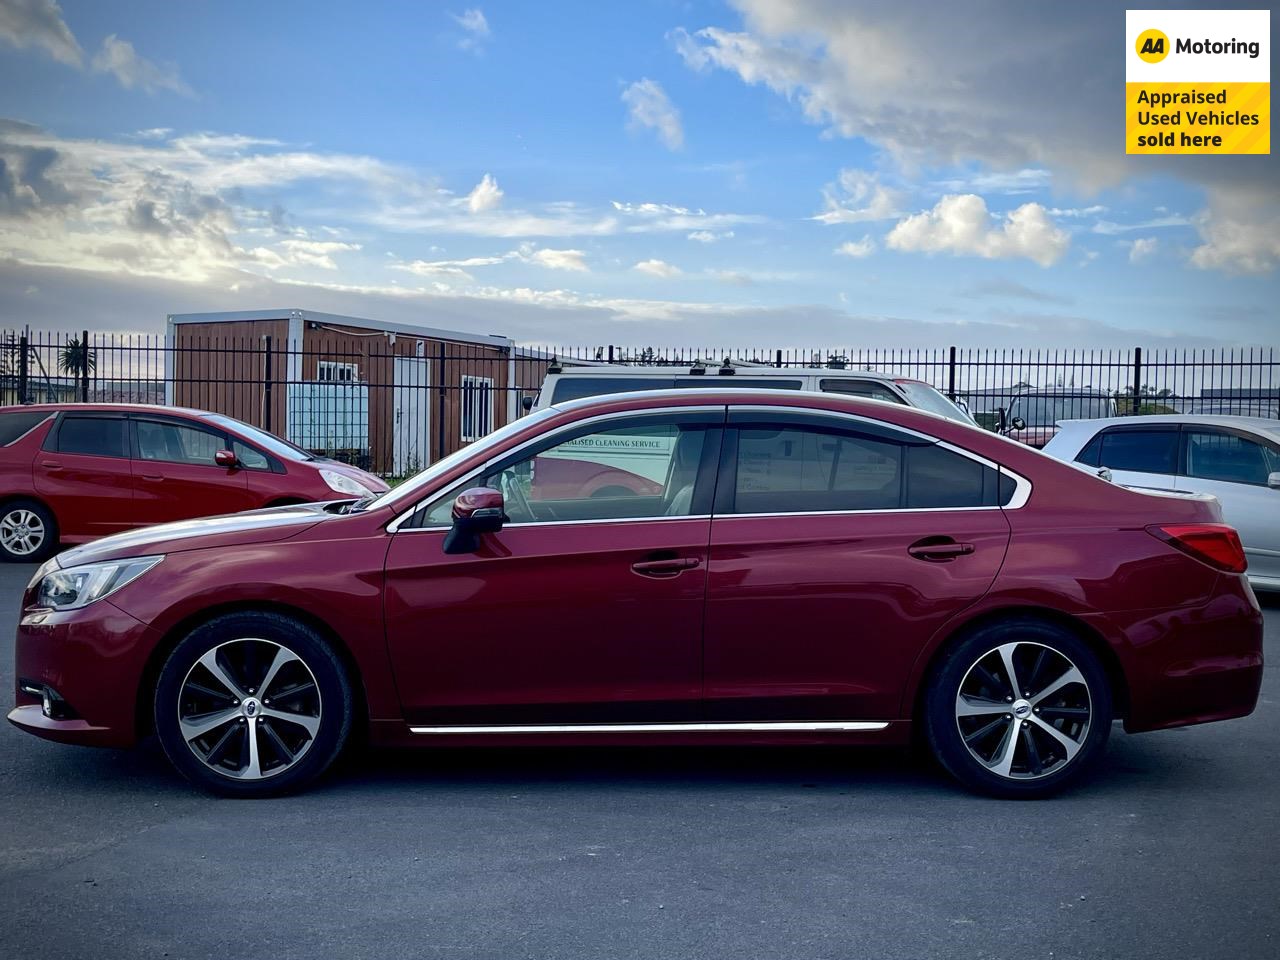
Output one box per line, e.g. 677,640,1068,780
165,309,518,475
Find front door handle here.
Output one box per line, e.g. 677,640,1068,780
631,557,702,578
139,473,164,482
907,537,975,562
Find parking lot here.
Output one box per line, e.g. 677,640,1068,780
0,561,1275,960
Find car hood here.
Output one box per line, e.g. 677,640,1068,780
56,502,338,568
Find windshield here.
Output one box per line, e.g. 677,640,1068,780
365,409,558,512
1009,395,1114,427
894,381,976,424
205,414,315,460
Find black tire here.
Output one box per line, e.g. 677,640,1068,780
924,618,1113,799
0,498,58,563
154,612,354,797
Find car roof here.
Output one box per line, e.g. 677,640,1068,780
1055,414,1280,437
547,365,916,383
1,402,219,420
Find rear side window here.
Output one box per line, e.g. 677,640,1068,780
1095,429,1178,475
55,415,128,458
550,377,674,404
819,379,904,403
905,445,996,508
1185,429,1277,485
135,419,225,466
0,410,51,446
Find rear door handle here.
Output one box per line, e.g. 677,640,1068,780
139,473,164,482
39,460,62,471
631,557,702,578
907,537,975,562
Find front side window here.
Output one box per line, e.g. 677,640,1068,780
1096,429,1178,475
418,419,710,526
1185,429,1277,485
461,375,495,442
231,440,271,470
55,415,127,458
819,379,904,404
135,419,225,466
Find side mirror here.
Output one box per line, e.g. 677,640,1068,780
1269,472,1280,490
442,486,507,554
214,449,239,468
1010,416,1027,431
521,396,534,412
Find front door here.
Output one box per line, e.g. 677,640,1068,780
130,416,253,523
383,411,722,725
703,411,1013,721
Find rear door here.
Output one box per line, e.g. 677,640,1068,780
1177,425,1280,581
703,410,1013,721
130,415,253,523
34,412,135,538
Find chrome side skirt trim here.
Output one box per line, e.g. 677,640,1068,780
409,720,891,735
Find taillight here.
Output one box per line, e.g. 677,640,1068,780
1148,523,1248,574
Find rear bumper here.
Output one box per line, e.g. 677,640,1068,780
1102,577,1265,734
10,599,160,749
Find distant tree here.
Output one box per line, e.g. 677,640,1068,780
58,337,96,378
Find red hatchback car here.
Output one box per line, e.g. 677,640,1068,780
9,390,1263,798
0,403,388,562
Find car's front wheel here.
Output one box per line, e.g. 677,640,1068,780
154,612,354,797
924,619,1113,798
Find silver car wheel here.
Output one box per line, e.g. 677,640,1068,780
178,638,322,781
0,508,45,556
954,641,1092,781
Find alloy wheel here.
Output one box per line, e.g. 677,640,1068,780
177,638,322,780
0,509,45,557
954,641,1092,780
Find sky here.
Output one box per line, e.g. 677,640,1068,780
0,0,1276,348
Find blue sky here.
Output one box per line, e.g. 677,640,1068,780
0,0,1275,347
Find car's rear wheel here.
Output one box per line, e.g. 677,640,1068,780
925,619,1113,798
0,499,57,563
154,612,353,797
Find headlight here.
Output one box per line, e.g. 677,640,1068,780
33,556,163,611
320,469,373,497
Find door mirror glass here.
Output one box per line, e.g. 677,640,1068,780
1269,471,1280,490
214,449,239,468
443,487,507,554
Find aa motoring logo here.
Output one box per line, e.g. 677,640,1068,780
1136,28,1170,63
1134,27,1260,64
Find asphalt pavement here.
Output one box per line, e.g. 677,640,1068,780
0,560,1276,960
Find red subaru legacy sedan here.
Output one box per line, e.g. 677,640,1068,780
9,390,1263,798
0,403,387,561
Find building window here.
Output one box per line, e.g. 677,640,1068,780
317,361,359,383
461,375,495,442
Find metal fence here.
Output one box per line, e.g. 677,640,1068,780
3,329,1277,474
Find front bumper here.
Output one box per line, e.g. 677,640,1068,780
9,599,161,749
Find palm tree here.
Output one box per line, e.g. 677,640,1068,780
58,337,96,378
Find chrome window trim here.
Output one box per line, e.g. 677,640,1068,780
410,720,890,735
387,405,726,532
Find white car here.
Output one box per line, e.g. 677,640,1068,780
1043,415,1280,591
532,361,977,425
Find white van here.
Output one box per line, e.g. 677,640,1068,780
532,361,976,424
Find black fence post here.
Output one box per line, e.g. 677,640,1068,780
80,329,90,402
18,335,28,404
775,349,783,368
1131,346,1143,416
437,341,447,463
263,335,274,432
947,345,957,400
607,344,615,363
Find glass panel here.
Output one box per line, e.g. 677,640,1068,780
1099,430,1178,475
1185,430,1270,485
136,420,224,465
56,416,127,458
550,377,675,404
819,379,904,403
906,445,989,508
733,427,902,513
232,440,270,470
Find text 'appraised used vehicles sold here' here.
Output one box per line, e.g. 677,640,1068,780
9,389,1263,799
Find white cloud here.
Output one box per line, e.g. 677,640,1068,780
812,169,900,224
634,258,682,278
886,195,1070,267
1189,187,1280,275
687,229,733,243
935,169,1052,196
621,78,684,151
465,173,503,213
611,199,761,233
273,239,361,270
452,8,490,51
526,247,588,272
835,236,875,258
91,34,191,96
0,0,82,66
1128,237,1158,264
391,255,505,281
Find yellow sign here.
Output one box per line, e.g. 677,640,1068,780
1126,10,1270,155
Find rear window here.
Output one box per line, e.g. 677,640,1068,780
0,410,51,446
55,415,128,458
